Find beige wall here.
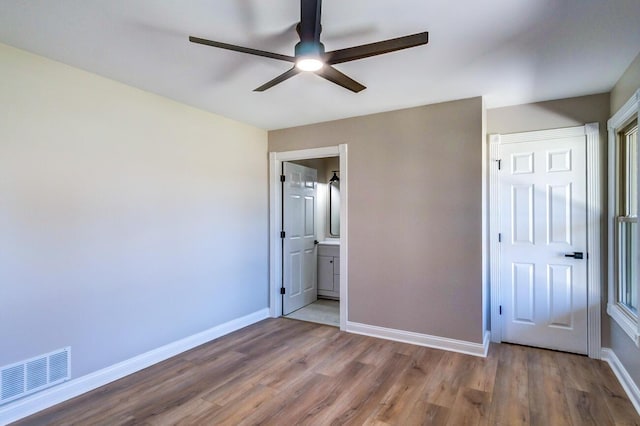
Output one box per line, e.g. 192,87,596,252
611,52,640,113
609,51,640,387
0,43,268,377
487,93,610,135
270,97,485,344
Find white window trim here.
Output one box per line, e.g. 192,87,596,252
607,88,640,347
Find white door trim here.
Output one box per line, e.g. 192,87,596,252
269,145,348,331
489,124,601,358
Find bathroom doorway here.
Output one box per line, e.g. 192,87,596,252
268,145,348,330
283,157,340,326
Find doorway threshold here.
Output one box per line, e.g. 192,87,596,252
284,299,339,327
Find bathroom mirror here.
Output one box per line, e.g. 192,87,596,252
329,173,340,236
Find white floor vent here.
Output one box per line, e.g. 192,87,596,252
1,347,70,405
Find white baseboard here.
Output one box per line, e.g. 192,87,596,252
346,321,490,357
0,308,270,425
482,330,491,357
601,348,640,415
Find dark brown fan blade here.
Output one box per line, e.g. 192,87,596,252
189,36,295,63
299,0,322,43
316,66,366,93
254,67,301,92
325,32,428,65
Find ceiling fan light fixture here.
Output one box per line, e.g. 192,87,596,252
189,0,429,92
296,57,324,72
294,40,325,72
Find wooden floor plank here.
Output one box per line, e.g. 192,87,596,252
294,361,377,425
592,360,640,425
420,351,477,408
321,351,412,425
445,387,491,426
566,387,616,426
527,348,572,426
368,347,444,424
11,318,640,426
481,343,530,425
403,401,451,425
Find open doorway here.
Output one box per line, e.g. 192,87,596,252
282,157,340,327
268,145,348,331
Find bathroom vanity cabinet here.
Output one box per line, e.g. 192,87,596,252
317,243,340,299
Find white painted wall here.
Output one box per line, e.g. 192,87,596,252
0,43,268,377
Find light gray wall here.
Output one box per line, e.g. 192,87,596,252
609,51,640,387
270,97,485,344
0,43,269,377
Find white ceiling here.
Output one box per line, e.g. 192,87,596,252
1,0,639,130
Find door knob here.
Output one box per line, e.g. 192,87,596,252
564,252,584,259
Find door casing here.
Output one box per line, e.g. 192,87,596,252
489,124,602,358
269,145,348,331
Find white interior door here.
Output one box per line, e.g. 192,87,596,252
282,162,318,315
500,133,588,354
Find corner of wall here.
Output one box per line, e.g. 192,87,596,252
611,51,640,113
481,96,489,335
601,347,640,415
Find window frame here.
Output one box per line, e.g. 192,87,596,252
608,89,640,347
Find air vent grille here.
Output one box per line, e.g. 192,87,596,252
1,365,24,401
49,351,69,382
26,358,47,391
0,347,70,405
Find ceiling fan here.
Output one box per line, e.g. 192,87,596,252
189,0,429,93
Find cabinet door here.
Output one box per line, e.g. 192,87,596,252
318,256,334,292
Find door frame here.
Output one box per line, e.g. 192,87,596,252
269,145,348,331
488,124,602,358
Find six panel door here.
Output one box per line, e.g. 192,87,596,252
282,162,318,315
500,135,588,354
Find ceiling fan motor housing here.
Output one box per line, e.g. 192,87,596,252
295,40,325,58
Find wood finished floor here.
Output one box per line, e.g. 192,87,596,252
14,318,640,426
